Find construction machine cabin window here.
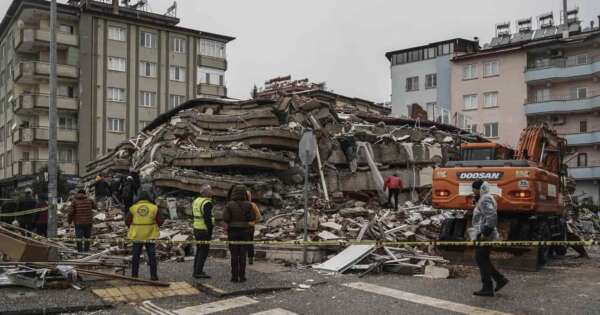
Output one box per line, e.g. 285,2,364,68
461,148,494,161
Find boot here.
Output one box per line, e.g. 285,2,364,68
194,272,211,279
473,282,494,297
248,257,254,265
495,277,508,292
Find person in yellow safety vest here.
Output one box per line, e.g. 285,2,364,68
126,191,163,281
246,190,262,265
192,184,215,279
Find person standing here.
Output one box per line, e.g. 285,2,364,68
33,193,49,237
192,184,215,279
470,180,508,297
120,176,136,214
126,191,162,281
222,185,256,282
68,189,96,252
18,188,38,232
94,175,112,211
247,190,262,265
384,173,403,210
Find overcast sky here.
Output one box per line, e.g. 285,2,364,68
2,0,599,102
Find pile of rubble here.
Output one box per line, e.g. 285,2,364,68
84,96,478,208
569,207,600,241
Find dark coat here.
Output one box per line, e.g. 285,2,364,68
222,185,255,228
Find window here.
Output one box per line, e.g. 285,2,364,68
198,68,225,85
169,66,186,82
483,61,499,77
171,37,186,53
570,87,587,99
107,87,126,102
471,124,477,133
59,24,73,34
483,122,499,138
8,62,14,81
58,85,75,98
463,64,477,79
107,118,125,133
108,57,126,72
140,31,157,49
22,151,29,161
535,88,550,102
59,148,77,163
59,116,77,129
140,91,156,107
425,74,437,89
580,120,588,133
426,47,436,59
139,120,150,131
169,94,185,109
463,94,478,110
139,61,157,78
405,76,419,91
577,153,588,167
199,39,226,58
108,26,126,41
483,91,498,108
568,54,589,66
426,102,436,120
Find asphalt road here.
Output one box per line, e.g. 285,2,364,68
7,249,600,315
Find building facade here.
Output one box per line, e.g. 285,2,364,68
451,49,528,146
385,38,478,120
0,0,233,193
450,10,600,204
524,28,600,205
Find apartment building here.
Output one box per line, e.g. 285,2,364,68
385,38,478,120
525,25,600,204
0,0,234,193
450,45,528,146
451,9,600,204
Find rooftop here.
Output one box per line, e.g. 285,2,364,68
0,0,235,42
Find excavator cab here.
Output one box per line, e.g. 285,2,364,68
460,143,513,161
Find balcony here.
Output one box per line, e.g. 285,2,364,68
13,127,78,145
13,160,78,176
15,28,78,52
197,55,227,70
14,94,78,113
525,55,600,82
14,61,79,84
198,83,227,98
524,90,600,115
567,161,600,180
563,131,600,146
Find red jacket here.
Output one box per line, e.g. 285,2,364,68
384,176,403,190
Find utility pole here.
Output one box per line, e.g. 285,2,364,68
47,0,58,240
562,0,568,25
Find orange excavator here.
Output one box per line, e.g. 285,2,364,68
432,125,568,269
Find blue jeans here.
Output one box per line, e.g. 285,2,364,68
75,224,92,252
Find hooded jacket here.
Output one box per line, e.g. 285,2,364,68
222,185,256,228
469,182,500,241
68,193,96,225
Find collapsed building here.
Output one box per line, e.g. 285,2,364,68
84,95,484,212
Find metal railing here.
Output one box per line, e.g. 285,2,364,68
527,55,600,70
566,159,600,169
525,89,600,104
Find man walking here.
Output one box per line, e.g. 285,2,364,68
384,173,403,210
126,191,162,281
68,189,96,252
470,180,508,297
192,184,215,279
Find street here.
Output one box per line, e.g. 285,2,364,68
3,249,597,315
